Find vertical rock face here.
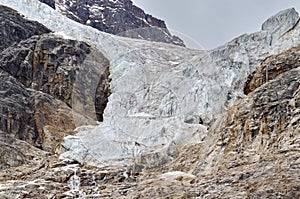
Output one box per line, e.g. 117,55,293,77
0,34,111,122
0,35,91,106
0,69,75,151
0,5,51,52
0,71,37,146
0,6,111,155
37,0,184,46
244,45,300,94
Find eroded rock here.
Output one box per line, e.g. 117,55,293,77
245,45,300,94
0,5,50,52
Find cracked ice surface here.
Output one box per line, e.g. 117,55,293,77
2,0,300,166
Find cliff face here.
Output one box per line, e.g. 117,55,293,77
0,5,51,51
244,45,300,94
38,0,184,46
0,5,110,157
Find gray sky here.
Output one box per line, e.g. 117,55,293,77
131,0,300,50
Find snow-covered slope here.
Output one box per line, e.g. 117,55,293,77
2,0,300,166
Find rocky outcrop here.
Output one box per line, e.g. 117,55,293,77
0,34,91,106
0,69,75,151
38,0,184,46
0,70,38,146
244,45,300,94
0,34,110,121
0,5,50,52
38,0,55,9
0,7,111,157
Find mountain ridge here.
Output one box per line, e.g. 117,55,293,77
37,0,185,46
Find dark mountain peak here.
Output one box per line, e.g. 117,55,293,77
38,0,184,46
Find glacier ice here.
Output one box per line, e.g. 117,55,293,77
2,0,300,166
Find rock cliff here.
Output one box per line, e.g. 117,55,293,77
0,5,50,51
0,5,110,156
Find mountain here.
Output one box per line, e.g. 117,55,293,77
37,0,184,46
0,0,299,198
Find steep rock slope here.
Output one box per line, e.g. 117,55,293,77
0,5,110,159
0,34,90,106
0,5,50,52
245,45,300,94
0,33,110,119
38,0,184,46
0,67,77,161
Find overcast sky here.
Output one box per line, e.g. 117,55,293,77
131,0,300,50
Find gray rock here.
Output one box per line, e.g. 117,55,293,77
0,6,111,156
262,8,299,44
38,0,184,46
262,8,299,33
0,5,50,52
0,34,110,122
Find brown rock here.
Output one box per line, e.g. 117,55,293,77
244,45,300,94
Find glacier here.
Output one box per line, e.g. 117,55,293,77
2,0,300,167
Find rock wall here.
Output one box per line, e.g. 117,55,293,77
0,5,50,52
0,34,91,106
0,6,111,155
245,45,300,94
